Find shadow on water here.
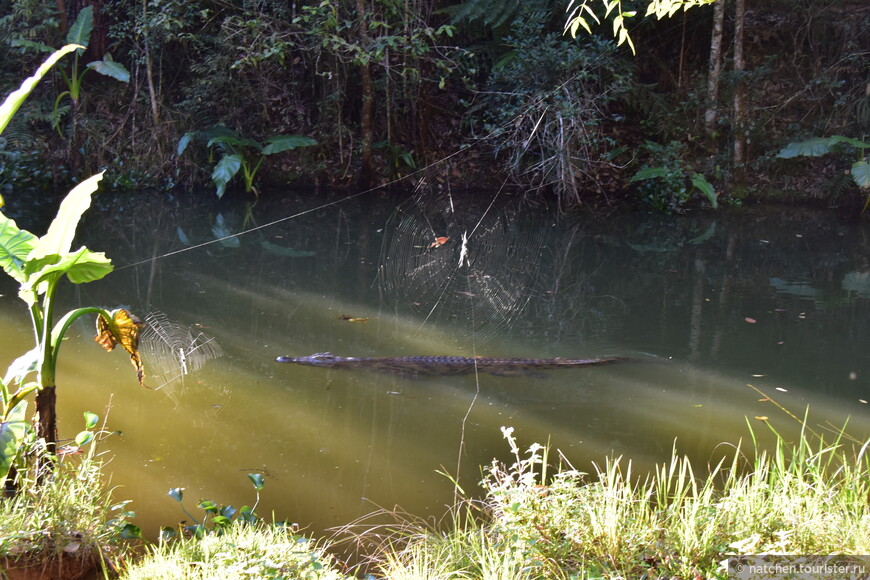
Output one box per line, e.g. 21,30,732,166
2,189,870,545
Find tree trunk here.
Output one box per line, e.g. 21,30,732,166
34,386,58,477
732,0,747,183
355,0,374,190
704,0,727,147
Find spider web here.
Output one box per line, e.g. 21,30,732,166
378,192,551,345
140,310,225,389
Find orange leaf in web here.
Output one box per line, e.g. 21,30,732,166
94,308,147,387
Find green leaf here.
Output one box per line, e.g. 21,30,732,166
66,6,94,49
0,214,37,283
75,430,94,446
0,44,81,135
248,472,265,491
261,135,318,155
3,347,40,385
776,137,836,158
30,172,104,261
26,247,113,292
208,135,261,153
691,173,717,208
853,161,870,189
630,167,671,182
83,411,99,429
830,135,870,150
210,515,232,528
212,154,242,199
197,499,218,513
177,133,194,156
9,39,55,53
87,60,130,83
0,400,29,483
121,524,143,539
168,488,184,502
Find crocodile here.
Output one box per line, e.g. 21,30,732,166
275,352,624,376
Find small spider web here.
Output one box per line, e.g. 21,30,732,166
378,193,551,345
140,310,225,389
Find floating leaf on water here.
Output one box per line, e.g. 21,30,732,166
775,387,788,392
744,317,757,324
338,314,368,323
755,416,769,421
859,399,868,404
429,236,449,248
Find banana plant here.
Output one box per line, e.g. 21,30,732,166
178,125,317,198
0,46,143,483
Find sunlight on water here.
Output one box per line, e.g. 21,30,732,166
2,192,870,542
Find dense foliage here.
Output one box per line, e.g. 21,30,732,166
0,0,868,209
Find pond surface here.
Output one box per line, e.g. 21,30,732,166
2,189,870,543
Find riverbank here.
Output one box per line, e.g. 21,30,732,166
4,413,869,579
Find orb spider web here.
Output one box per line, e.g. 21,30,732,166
377,192,551,346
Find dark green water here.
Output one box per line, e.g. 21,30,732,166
2,189,869,542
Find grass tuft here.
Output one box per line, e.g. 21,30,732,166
120,520,351,580
366,420,870,579
0,450,136,576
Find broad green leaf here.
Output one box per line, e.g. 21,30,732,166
26,247,113,291
199,125,237,140
0,44,81,135
0,400,29,483
212,154,242,199
691,173,718,208
248,472,265,491
10,39,54,53
87,60,130,83
208,135,262,152
853,161,870,189
30,172,103,261
261,135,318,155
776,137,836,158
67,6,94,49
3,347,40,385
84,411,99,429
830,135,870,150
0,214,37,283
630,166,671,182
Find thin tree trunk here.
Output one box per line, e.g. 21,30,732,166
704,0,727,146
355,0,374,190
732,0,747,181
143,0,160,125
